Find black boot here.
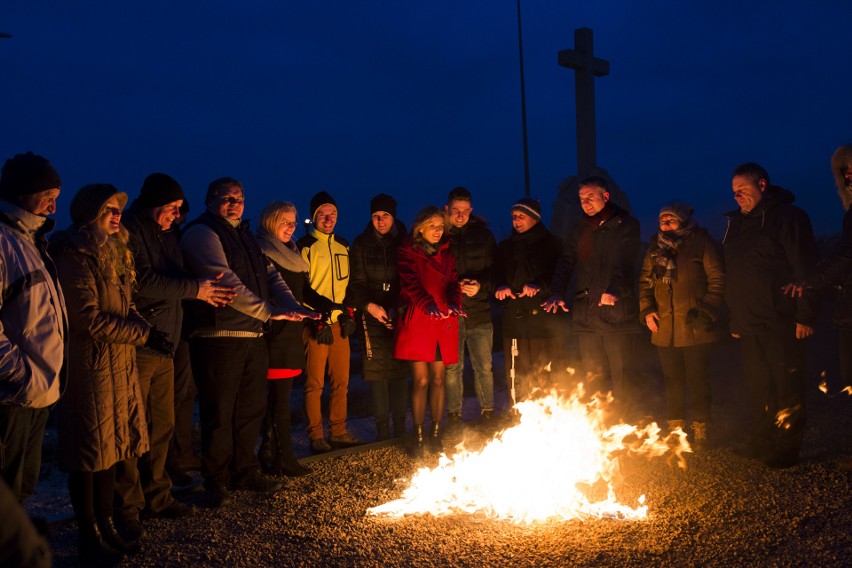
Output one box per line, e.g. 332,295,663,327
99,517,140,556
411,424,426,457
376,418,390,441
258,424,276,473
430,421,443,454
392,415,407,439
78,521,123,566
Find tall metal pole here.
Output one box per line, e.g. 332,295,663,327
516,0,531,197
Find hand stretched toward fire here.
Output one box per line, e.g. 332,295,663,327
196,273,237,307
447,304,466,318
269,306,321,321
494,285,515,301
795,323,814,339
782,282,808,298
542,295,569,313
518,283,541,297
424,304,445,319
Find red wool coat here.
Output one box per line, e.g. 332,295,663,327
393,238,462,363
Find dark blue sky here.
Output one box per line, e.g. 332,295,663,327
2,2,851,241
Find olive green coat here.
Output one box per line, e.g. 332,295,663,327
638,228,726,347
50,231,150,472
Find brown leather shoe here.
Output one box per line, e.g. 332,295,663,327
329,431,363,449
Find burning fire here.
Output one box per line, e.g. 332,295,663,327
368,386,690,524
817,371,852,397
775,405,800,430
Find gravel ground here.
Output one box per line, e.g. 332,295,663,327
29,333,852,567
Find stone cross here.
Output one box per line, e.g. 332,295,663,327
558,27,609,177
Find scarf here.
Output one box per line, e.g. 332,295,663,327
649,225,694,284
577,203,615,260
255,227,310,274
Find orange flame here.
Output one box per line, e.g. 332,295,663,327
368,386,690,523
775,405,800,430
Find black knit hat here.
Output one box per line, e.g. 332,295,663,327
70,184,128,227
0,151,62,200
309,191,337,221
511,197,541,222
139,173,185,208
370,193,397,218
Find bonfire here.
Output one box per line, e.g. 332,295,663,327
368,384,690,523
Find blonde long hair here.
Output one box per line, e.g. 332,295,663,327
79,205,136,287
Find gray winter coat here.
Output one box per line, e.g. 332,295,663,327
0,200,66,408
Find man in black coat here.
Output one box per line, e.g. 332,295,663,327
723,163,818,468
444,187,497,424
116,174,235,531
543,177,641,413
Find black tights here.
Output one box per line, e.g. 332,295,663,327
68,466,116,525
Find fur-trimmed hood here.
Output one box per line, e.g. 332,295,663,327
831,144,852,211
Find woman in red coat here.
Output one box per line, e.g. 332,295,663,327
394,206,463,453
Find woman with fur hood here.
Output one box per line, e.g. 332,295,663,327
49,184,161,564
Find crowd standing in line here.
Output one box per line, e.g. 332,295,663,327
0,146,851,564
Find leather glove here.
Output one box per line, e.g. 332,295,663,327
145,328,174,357
314,324,334,345
338,314,356,338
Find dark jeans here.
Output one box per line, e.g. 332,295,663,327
446,318,494,414
0,405,49,503
168,339,198,471
368,378,408,424
656,343,713,423
115,353,175,517
577,333,635,408
190,337,268,487
739,326,807,457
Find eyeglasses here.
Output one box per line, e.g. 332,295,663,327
659,219,679,227
280,221,297,228
220,196,244,205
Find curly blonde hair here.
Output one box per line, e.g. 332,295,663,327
79,204,136,287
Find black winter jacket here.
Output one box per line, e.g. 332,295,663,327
447,216,497,327
722,186,818,335
552,204,641,335
493,222,565,340
124,200,199,356
345,220,408,381
810,208,852,329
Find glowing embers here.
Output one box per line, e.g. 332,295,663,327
368,386,690,524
